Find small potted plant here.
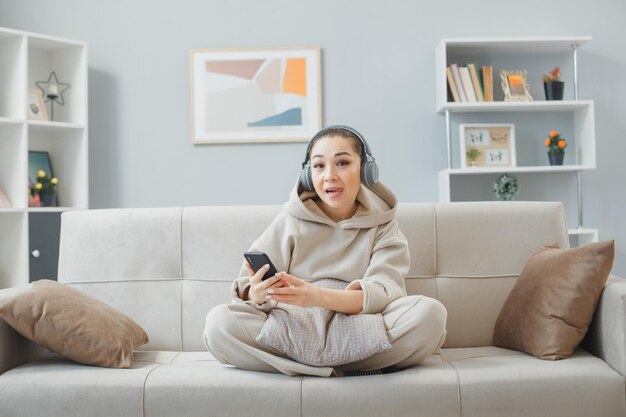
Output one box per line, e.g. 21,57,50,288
466,148,481,167
30,169,59,207
544,130,567,165
543,66,564,100
493,174,519,201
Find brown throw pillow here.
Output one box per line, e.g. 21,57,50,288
0,279,148,368
493,240,614,360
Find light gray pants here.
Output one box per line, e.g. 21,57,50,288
203,295,447,377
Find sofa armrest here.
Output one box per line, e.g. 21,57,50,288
582,274,626,377
0,285,51,375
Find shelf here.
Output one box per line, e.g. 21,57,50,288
442,165,594,175
436,36,592,111
0,31,26,120
568,227,598,236
440,36,591,53
1,207,86,214
0,116,25,126
27,35,87,125
0,212,27,288
568,227,598,246
28,34,85,51
0,208,25,213
28,120,85,131
28,206,85,213
437,100,593,114
436,36,597,247
28,127,88,209
0,122,26,210
0,25,88,289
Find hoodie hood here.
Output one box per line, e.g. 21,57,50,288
285,176,398,229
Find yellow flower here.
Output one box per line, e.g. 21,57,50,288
35,183,43,190
549,131,558,138
51,178,58,185
558,140,566,149
545,138,551,147
37,170,46,178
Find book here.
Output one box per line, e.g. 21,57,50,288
449,64,467,102
467,63,484,102
459,66,477,102
446,66,461,102
482,66,493,101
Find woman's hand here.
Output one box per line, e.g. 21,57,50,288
265,272,321,308
245,262,287,305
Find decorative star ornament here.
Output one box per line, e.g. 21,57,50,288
35,71,70,105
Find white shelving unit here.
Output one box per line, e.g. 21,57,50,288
0,26,87,289
435,36,597,246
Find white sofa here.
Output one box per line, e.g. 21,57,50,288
0,201,625,417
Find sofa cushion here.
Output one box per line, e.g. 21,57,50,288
492,240,614,360
143,353,304,417
301,354,460,417
441,346,625,417
0,279,148,368
70,280,181,352
57,202,572,351
430,201,570,348
2,349,622,417
0,358,160,417
140,351,459,417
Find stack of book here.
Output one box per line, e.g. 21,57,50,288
447,63,494,103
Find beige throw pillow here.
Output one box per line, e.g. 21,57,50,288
493,240,614,360
0,279,148,368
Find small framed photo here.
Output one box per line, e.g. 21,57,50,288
499,70,533,102
460,124,516,169
189,46,322,144
27,89,48,121
0,187,11,208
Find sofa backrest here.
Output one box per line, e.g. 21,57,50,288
57,201,569,351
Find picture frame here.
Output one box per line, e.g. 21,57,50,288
460,124,516,169
0,187,11,208
27,89,48,121
28,150,57,207
499,70,533,102
189,46,322,144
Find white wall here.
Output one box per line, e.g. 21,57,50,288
1,0,624,276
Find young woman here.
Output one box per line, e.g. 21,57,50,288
204,125,447,377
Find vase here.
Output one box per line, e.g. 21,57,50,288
548,152,565,166
39,191,56,207
544,81,564,100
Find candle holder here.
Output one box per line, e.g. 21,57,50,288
35,71,70,121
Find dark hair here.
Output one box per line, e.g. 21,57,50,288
307,128,363,163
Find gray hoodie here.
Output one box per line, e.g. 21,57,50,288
231,177,410,314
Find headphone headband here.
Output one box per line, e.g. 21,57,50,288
302,125,373,168
299,125,379,191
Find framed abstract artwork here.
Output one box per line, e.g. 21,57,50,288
189,46,322,144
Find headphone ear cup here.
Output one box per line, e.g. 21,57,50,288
299,163,315,192
306,166,313,191
361,160,379,186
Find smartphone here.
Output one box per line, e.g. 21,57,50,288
243,251,278,281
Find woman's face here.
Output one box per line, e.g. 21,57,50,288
309,135,362,222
